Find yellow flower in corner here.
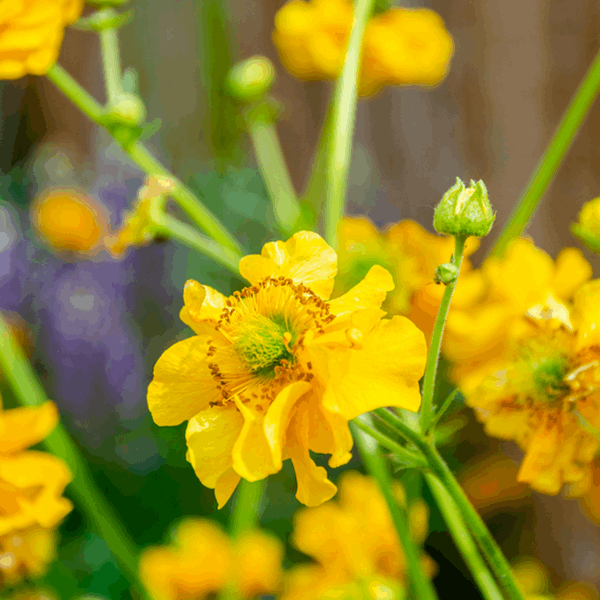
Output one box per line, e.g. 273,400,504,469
147,231,426,507
0,0,84,80
282,471,435,600
139,519,283,600
0,398,73,586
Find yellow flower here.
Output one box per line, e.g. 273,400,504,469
107,176,174,257
0,0,84,80
147,231,426,507
0,399,73,586
572,196,600,254
337,217,481,340
282,471,435,600
447,246,600,494
31,188,109,255
139,519,283,600
272,1,453,97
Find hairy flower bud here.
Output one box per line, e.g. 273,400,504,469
433,178,495,238
434,262,459,285
226,56,275,103
107,92,147,126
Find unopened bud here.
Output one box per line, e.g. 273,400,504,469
433,178,495,238
434,262,459,285
107,92,146,126
572,197,600,254
226,56,275,103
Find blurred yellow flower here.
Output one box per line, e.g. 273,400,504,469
139,519,283,600
572,196,600,254
0,0,84,80
31,188,109,255
107,176,174,257
147,231,426,507
282,471,435,600
0,399,73,586
446,240,600,495
337,217,481,340
273,1,453,96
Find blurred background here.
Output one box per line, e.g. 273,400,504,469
1,0,600,598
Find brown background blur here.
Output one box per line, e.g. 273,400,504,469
8,0,600,588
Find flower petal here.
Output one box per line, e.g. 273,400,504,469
179,280,228,335
0,401,58,455
327,265,394,317
306,400,353,468
215,468,241,509
186,406,244,489
552,247,592,300
319,316,426,420
239,231,337,299
263,381,313,469
148,336,221,426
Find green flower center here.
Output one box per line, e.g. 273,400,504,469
531,355,570,402
233,313,294,375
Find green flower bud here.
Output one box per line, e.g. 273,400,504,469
434,262,459,285
107,92,146,126
226,56,275,103
571,197,600,254
433,178,495,237
74,7,132,31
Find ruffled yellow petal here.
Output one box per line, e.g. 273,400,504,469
327,265,394,317
214,468,241,509
305,399,353,468
232,399,279,482
552,248,592,300
572,279,600,350
319,316,426,420
0,401,58,455
147,336,221,426
239,231,337,299
186,406,243,489
179,280,228,335
288,403,337,507
263,381,313,469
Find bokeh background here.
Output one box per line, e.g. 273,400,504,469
1,0,600,598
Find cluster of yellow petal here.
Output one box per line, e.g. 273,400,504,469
337,217,480,340
282,471,435,600
444,238,600,495
0,399,72,587
147,231,426,507
0,0,84,80
139,519,283,600
31,189,109,256
273,0,454,96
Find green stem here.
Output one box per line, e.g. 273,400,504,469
45,64,242,255
229,479,265,537
324,0,376,247
99,20,123,101
0,315,140,588
421,235,466,434
351,419,439,600
372,409,525,600
429,389,461,433
491,45,600,257
424,474,504,600
246,112,303,236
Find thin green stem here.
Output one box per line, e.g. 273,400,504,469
425,474,504,600
246,113,303,236
99,20,123,101
491,45,600,257
229,479,265,537
45,64,242,255
372,409,525,600
351,419,438,600
429,389,461,432
324,0,376,247
421,235,466,434
0,315,140,588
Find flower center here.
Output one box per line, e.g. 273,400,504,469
232,313,294,374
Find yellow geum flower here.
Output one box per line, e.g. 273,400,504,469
337,217,481,340
273,1,453,97
572,196,600,254
282,471,435,600
147,231,426,507
31,188,109,256
139,519,283,600
0,398,73,586
0,0,84,80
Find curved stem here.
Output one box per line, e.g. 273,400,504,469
324,0,376,247
421,235,466,434
0,315,140,589
425,474,504,600
45,64,242,255
99,21,123,101
351,419,439,600
490,45,600,257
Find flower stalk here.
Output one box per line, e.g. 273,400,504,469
491,44,600,257
420,234,467,434
98,12,123,101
